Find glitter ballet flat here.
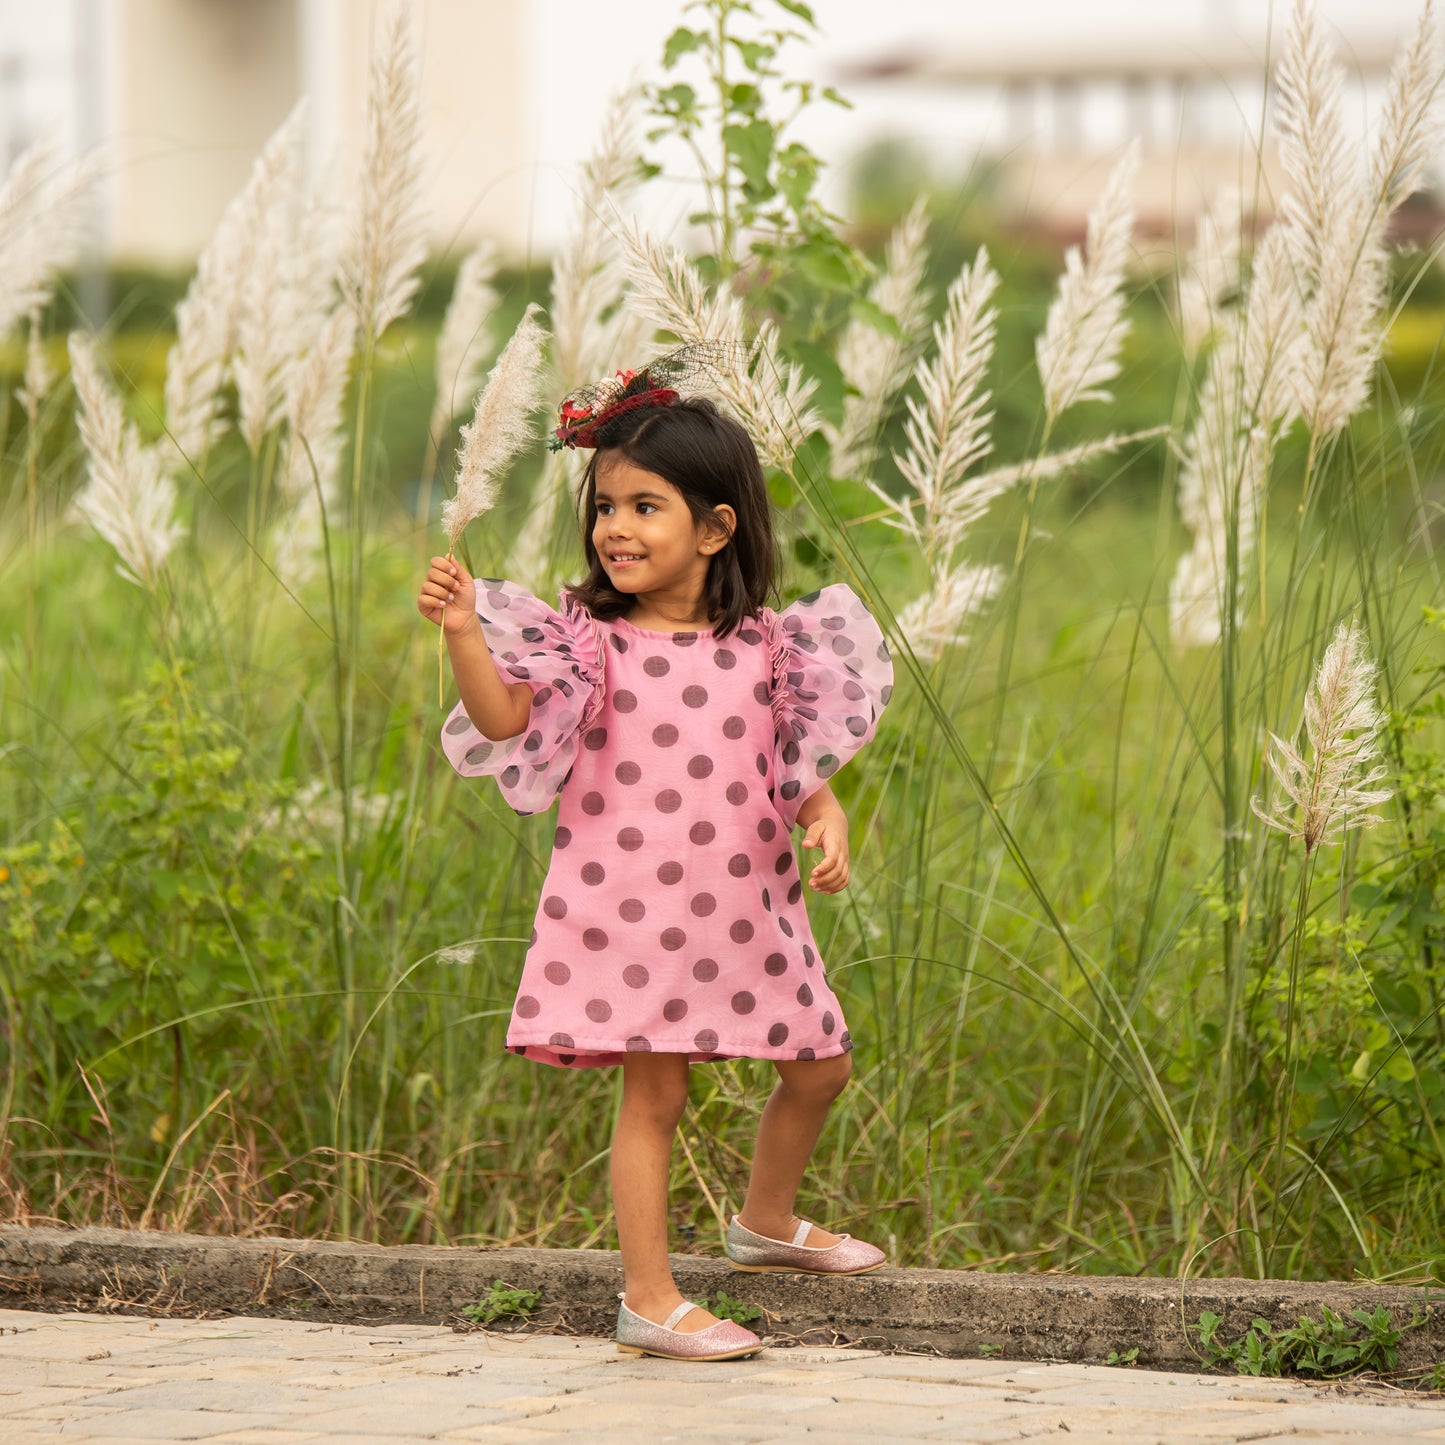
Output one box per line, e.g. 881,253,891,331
614,1297,765,1361
724,1215,887,1275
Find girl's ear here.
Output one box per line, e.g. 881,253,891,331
702,503,736,553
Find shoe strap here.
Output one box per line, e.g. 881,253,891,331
790,1219,812,1246
662,1300,699,1332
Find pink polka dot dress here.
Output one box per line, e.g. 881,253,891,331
441,580,892,1069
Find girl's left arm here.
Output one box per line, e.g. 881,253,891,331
794,783,849,893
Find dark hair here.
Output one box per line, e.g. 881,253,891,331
566,397,778,638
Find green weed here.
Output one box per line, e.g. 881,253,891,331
462,1281,542,1327
1194,1306,1430,1379
708,1291,763,1326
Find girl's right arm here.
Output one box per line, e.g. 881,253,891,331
417,556,532,740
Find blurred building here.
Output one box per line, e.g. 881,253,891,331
841,24,1424,240
0,0,535,266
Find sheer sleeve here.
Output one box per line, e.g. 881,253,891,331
764,583,893,828
440,580,605,817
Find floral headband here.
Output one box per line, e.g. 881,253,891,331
548,340,746,452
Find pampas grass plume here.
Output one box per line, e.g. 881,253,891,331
18,307,54,423
429,243,499,443
550,91,644,389
165,107,304,467
896,562,1004,661
68,334,183,592
1178,189,1243,358
441,304,550,549
1371,0,1444,211
1252,621,1393,853
831,196,931,479
280,306,359,507
343,0,429,342
889,245,998,556
233,104,314,454
1036,139,1139,424
618,217,818,469
0,132,97,338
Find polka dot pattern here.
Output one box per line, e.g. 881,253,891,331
444,580,886,1070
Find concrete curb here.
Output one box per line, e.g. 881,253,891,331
1,1226,1440,1370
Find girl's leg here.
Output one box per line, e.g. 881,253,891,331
738,1052,853,1247
612,1051,720,1332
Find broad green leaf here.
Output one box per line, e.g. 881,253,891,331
777,142,818,212
728,82,763,116
791,340,846,421
796,239,853,291
663,27,705,67
772,0,816,22
849,296,907,342
1383,1049,1417,1083
729,37,776,71
724,118,775,194
657,83,698,113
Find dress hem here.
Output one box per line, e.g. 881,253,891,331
505,1032,854,1070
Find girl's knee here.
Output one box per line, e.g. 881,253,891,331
778,1049,852,1103
620,1053,690,1128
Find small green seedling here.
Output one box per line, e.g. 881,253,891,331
1194,1305,1429,1380
462,1280,541,1327
979,1342,1004,1358
1105,1347,1139,1366
710,1291,762,1325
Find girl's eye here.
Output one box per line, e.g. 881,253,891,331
637,502,657,515
596,503,612,515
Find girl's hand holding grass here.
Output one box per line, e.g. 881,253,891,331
801,814,850,893
418,555,478,636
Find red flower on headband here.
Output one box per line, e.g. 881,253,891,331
559,399,593,423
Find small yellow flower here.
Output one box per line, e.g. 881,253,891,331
0,867,9,883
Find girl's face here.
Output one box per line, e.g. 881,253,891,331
590,457,733,610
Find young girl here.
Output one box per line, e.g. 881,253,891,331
417,359,892,1362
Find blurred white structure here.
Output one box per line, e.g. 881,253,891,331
2,1,1435,262
842,24,1419,235
0,0,536,265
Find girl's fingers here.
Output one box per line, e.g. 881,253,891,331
806,837,848,890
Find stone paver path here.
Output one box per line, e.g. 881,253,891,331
3,1307,1444,1443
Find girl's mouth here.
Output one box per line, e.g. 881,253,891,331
608,553,645,569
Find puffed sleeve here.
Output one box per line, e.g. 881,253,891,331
440,580,605,817
764,582,893,828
